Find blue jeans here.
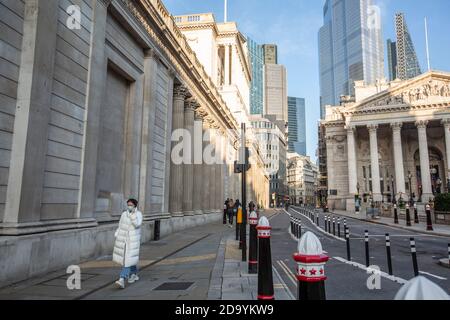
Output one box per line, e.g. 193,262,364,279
120,265,138,279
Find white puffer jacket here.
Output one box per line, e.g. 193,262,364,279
112,209,143,267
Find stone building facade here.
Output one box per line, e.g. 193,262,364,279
321,71,450,212
0,0,268,287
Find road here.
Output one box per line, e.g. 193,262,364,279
270,207,450,300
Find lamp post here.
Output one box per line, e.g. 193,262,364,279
408,171,413,206
447,169,450,193
431,167,437,195
355,182,360,213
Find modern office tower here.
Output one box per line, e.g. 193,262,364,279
395,13,422,80
264,64,288,123
318,0,384,118
263,44,278,64
287,97,306,155
387,39,398,81
248,37,264,115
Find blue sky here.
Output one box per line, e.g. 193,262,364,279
162,0,450,161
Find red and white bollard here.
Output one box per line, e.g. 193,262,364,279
426,204,433,231
293,231,329,300
257,216,274,300
248,210,258,274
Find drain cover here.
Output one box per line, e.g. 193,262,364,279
154,282,194,291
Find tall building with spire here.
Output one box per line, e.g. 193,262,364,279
318,0,385,119
395,13,422,80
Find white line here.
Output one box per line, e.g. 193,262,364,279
333,256,408,284
272,264,296,300
276,260,297,286
290,208,345,242
419,271,447,280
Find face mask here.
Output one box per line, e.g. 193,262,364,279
127,206,134,213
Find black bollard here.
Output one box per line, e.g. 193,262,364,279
410,237,419,277
332,217,336,236
290,217,294,235
248,211,258,274
385,233,393,276
447,243,450,268
413,203,419,224
364,230,369,267
328,216,331,234
223,204,227,224
343,218,347,230
425,204,433,231
324,216,328,232
257,216,274,300
345,226,351,261
405,204,412,227
294,218,299,239
337,218,341,238
393,204,399,224
316,215,319,226
294,232,328,300
299,220,302,238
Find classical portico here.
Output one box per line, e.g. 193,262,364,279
322,71,450,211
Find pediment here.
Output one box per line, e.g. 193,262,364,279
345,71,450,115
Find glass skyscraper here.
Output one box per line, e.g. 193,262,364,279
395,13,421,80
318,0,384,118
387,39,398,81
288,97,306,156
247,37,264,115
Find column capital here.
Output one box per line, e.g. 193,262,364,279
345,125,356,134
441,118,450,128
195,107,207,121
367,124,378,132
184,98,199,112
173,84,189,100
144,48,160,60
391,122,403,131
415,120,429,129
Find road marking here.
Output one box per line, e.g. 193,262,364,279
419,271,447,280
276,260,297,286
333,256,407,284
290,208,345,242
272,264,296,300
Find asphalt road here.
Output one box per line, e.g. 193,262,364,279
269,207,450,300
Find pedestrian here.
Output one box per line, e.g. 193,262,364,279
227,199,234,225
234,199,241,217
223,198,229,224
113,198,143,289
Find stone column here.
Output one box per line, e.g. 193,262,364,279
368,124,382,202
442,119,450,191
209,128,217,213
325,135,335,201
416,120,433,201
215,130,224,212
193,110,205,215
182,98,197,216
4,0,58,228
169,85,188,217
391,123,406,198
346,125,357,195
202,123,211,213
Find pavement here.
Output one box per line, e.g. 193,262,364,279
330,208,450,237
0,209,293,300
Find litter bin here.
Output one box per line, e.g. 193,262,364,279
154,219,161,241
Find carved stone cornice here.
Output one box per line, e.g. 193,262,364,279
415,120,429,129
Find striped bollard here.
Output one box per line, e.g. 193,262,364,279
293,232,329,300
385,233,393,275
332,217,336,236
328,216,331,234
257,217,274,300
410,237,419,277
337,218,341,238
248,211,258,274
345,226,351,261
364,230,370,267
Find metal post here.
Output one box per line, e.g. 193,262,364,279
324,216,328,232
248,211,258,274
394,204,399,224
426,204,433,231
365,230,370,267
328,216,331,234
406,203,412,227
337,218,341,238
414,203,419,224
241,123,247,262
332,217,336,236
345,226,351,261
410,237,419,277
385,233,393,276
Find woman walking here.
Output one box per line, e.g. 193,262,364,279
113,198,143,289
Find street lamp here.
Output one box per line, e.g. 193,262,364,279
408,171,413,206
